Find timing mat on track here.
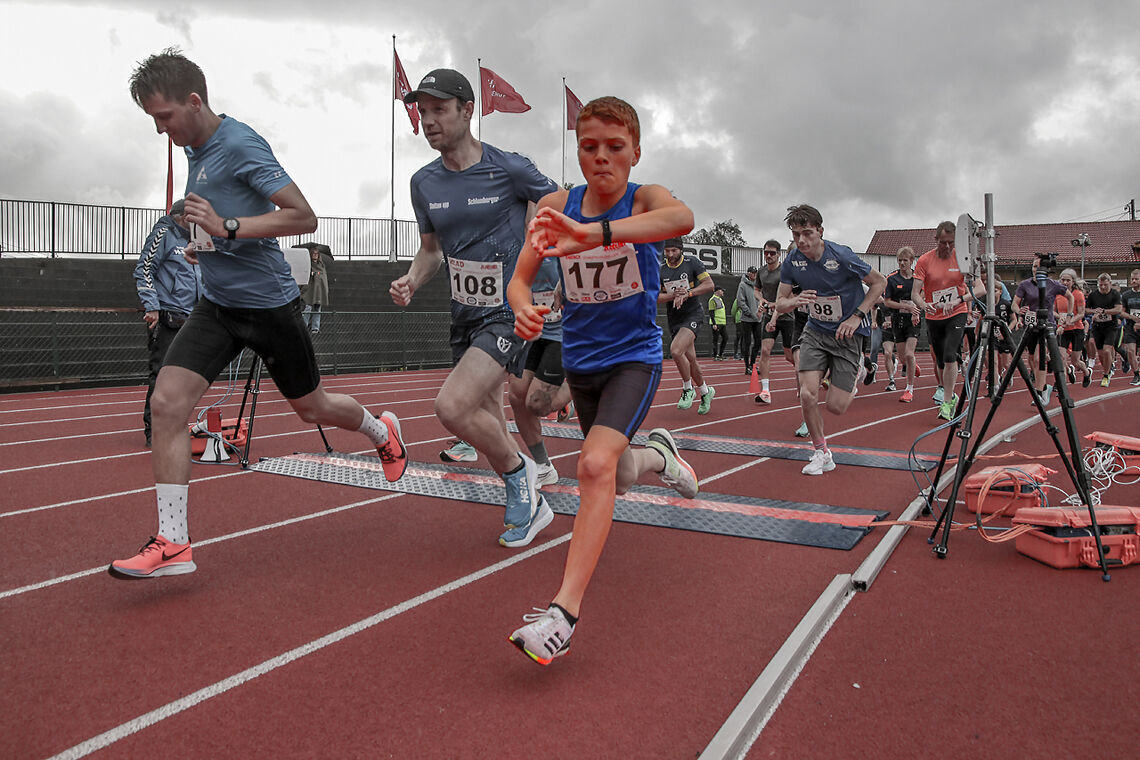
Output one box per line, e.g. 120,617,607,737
250,453,888,550
510,422,939,471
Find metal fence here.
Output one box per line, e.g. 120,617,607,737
0,199,421,260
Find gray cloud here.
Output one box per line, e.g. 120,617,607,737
4,0,1138,251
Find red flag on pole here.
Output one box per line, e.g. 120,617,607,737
480,66,531,116
165,136,174,212
393,48,420,134
565,85,584,130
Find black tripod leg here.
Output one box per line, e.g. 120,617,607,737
928,319,991,556
240,356,261,469
1038,325,1112,579
928,317,1029,551
316,424,333,453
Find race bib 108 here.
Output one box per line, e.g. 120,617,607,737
448,257,503,307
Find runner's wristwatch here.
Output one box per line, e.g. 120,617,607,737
223,217,240,240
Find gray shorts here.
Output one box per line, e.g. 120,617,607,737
797,324,863,393
450,316,529,378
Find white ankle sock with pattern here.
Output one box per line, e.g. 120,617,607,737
156,483,189,544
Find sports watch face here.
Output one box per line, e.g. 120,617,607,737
223,218,240,233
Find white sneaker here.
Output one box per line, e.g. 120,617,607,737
509,606,574,665
535,461,558,487
802,448,835,476
645,428,698,498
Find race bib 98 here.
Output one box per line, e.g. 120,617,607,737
810,294,843,323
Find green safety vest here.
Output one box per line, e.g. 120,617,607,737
708,294,726,325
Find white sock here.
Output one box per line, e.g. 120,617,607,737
699,383,709,396
682,380,693,391
761,379,770,392
907,383,914,392
357,409,389,447
156,483,189,544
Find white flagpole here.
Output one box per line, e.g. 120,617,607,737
390,36,397,262
561,77,566,187
476,58,482,141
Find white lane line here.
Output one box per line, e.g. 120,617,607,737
1,491,405,600
45,530,572,760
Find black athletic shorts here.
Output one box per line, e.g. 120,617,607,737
892,314,923,343
668,305,704,338
1058,328,1085,351
565,361,661,440
790,309,809,350
1089,320,1117,350
1121,322,1140,346
450,316,529,378
760,312,794,349
164,297,320,399
523,337,566,387
926,313,967,368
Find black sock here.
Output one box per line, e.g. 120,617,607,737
551,602,578,626
505,457,525,477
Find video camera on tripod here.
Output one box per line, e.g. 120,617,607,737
1034,251,1058,278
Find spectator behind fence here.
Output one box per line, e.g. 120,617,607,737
297,242,332,333
134,198,200,447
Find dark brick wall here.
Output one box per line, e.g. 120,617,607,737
0,258,453,311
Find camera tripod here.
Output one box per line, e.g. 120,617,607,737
201,352,333,468
923,273,1113,579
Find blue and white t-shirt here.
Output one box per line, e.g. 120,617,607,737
558,183,662,373
410,143,557,325
780,241,873,336
184,115,297,309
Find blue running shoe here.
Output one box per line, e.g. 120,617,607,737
499,496,554,548
502,454,540,530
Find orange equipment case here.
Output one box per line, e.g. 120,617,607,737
1084,431,1140,469
963,464,1054,516
1012,506,1140,569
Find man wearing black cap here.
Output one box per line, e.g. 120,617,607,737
390,68,560,548
134,198,199,447
737,264,762,375
659,238,715,413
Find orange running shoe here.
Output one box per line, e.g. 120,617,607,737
914,363,922,378
900,389,914,403
108,535,195,580
377,411,408,481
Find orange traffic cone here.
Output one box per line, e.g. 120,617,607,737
749,363,760,394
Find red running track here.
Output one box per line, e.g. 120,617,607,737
1,356,1137,759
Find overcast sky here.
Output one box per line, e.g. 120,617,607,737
2,0,1137,251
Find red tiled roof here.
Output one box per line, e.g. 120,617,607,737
866,220,1140,267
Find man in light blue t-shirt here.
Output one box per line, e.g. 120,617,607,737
110,48,407,582
390,68,558,549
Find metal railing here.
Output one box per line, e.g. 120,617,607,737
0,199,421,260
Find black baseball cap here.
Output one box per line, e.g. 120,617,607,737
662,238,684,249
404,68,474,104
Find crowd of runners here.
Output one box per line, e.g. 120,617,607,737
109,48,1139,667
